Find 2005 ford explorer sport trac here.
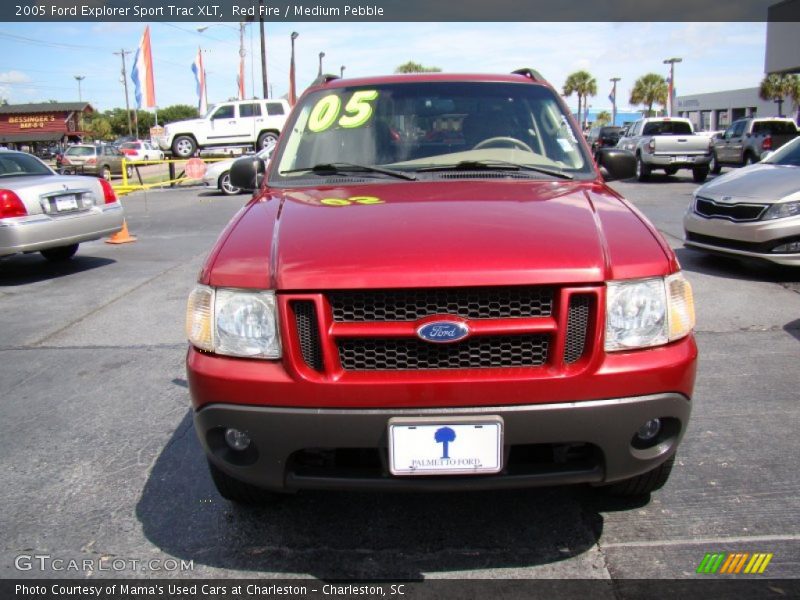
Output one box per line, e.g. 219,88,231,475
185,69,697,503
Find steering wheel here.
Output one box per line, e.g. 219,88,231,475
472,136,534,152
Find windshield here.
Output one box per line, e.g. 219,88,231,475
752,121,798,135
0,152,52,177
273,81,591,184
763,137,800,166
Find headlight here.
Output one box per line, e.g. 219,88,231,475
762,201,800,221
186,285,281,359
605,273,694,352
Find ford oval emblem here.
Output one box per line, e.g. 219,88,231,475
416,321,470,344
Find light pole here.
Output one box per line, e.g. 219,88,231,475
340,65,345,78
609,77,620,127
74,75,85,102
113,49,133,137
198,24,247,99
663,57,682,117
258,0,268,98
318,51,325,77
289,31,298,105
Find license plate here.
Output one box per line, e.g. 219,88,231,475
55,195,78,212
674,155,690,163
388,416,503,476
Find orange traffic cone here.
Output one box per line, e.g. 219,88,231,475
106,219,137,244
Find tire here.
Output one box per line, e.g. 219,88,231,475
171,135,197,158
664,167,678,176
709,152,721,174
635,155,651,181
257,131,278,151
605,455,675,497
101,166,112,181
745,152,759,166
125,165,134,179
692,167,709,183
207,460,277,505
40,243,79,262
218,172,242,196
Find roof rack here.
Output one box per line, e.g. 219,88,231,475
511,68,545,82
311,73,341,86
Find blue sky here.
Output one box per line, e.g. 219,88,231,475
0,22,767,113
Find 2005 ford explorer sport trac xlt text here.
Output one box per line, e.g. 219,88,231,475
185,69,697,504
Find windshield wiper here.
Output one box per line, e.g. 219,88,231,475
281,162,416,181
416,160,573,180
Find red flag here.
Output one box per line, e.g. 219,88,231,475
238,55,245,100
289,54,297,105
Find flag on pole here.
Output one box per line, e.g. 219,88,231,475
131,26,156,109
191,47,207,115
608,88,615,104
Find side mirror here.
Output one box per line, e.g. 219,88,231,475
230,156,266,190
597,148,636,180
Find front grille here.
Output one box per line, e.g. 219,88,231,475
564,295,592,364
338,335,549,371
329,287,554,322
694,197,767,222
293,301,324,371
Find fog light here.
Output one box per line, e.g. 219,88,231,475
636,418,662,441
224,428,251,451
771,241,800,253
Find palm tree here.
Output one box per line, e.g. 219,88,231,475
630,73,669,117
595,110,612,127
759,73,800,118
563,70,597,129
434,427,456,459
395,61,442,73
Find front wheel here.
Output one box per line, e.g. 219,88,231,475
709,152,721,174
692,167,709,183
41,243,79,262
636,156,651,181
604,455,675,497
257,131,278,151
171,135,197,158
218,172,242,196
207,460,279,505
745,153,759,166
125,165,134,179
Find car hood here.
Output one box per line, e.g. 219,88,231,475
205,180,672,290
698,164,800,202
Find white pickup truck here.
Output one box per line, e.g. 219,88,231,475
155,99,290,158
617,117,712,182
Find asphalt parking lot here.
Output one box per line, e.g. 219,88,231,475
1,172,799,582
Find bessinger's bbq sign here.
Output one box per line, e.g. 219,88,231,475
8,115,56,129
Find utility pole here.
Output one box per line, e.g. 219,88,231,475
663,57,682,117
340,65,345,78
259,0,268,97
113,49,133,137
610,77,621,126
74,75,85,102
318,51,325,76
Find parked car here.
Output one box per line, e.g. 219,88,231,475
0,150,124,261
617,117,712,182
154,99,290,158
118,140,165,161
60,144,133,180
586,126,624,160
684,136,800,266
709,117,798,173
185,69,697,504
202,142,275,195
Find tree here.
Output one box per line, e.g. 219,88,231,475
595,110,612,127
434,427,456,459
159,104,202,124
629,73,668,118
395,61,442,74
562,70,597,130
83,114,112,141
759,73,800,118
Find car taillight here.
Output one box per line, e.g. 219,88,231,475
647,138,656,153
61,156,71,165
98,178,117,204
0,189,27,219
762,135,772,151
122,149,136,155
86,157,97,165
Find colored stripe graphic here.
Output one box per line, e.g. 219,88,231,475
697,552,773,574
697,553,726,573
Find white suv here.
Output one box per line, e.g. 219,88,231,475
155,99,290,158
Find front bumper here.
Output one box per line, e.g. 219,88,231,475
0,204,124,257
684,210,800,266
195,393,691,492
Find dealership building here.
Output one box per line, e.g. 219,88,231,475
0,102,93,150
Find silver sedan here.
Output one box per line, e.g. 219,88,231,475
683,137,800,266
202,143,275,196
0,150,124,261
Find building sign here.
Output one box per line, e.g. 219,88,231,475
8,114,56,129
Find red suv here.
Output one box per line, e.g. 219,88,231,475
186,70,697,503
